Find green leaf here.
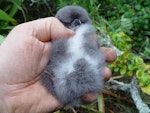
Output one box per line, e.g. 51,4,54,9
141,84,150,95
0,9,17,25
135,5,141,10
9,0,26,21
118,55,125,60
140,74,149,86
0,35,5,44
135,57,143,64
127,71,133,76
136,70,144,77
128,53,134,60
89,0,94,5
9,0,23,10
54,110,60,113
128,64,135,71
121,17,132,29
114,67,119,72
120,68,126,75
126,35,132,41
0,26,14,30
9,4,19,17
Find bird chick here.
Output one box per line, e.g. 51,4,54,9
41,6,105,106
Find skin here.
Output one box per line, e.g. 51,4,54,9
0,17,116,113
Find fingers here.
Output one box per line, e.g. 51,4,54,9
103,67,112,81
100,47,117,62
10,17,74,42
100,47,116,80
81,92,98,104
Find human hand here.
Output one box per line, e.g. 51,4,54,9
0,17,74,113
0,17,117,113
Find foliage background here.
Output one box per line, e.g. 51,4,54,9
0,0,150,113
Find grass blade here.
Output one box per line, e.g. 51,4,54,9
0,9,17,24
98,93,105,113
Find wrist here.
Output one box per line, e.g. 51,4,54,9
0,84,10,113
0,81,62,113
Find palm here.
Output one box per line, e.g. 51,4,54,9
0,36,48,82
0,33,61,112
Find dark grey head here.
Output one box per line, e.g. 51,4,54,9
55,6,91,30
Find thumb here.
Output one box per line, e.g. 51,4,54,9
49,17,75,41
10,17,74,42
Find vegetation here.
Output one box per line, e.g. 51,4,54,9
0,0,150,112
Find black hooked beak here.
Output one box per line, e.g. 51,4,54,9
72,19,82,27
